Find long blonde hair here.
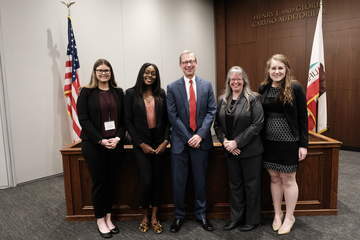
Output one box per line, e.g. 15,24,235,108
262,54,294,104
221,66,256,110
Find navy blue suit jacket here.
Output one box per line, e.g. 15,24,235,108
166,76,216,154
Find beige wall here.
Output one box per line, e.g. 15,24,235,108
0,58,10,188
0,0,216,184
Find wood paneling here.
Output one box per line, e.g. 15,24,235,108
215,0,360,147
214,0,227,95
60,133,341,220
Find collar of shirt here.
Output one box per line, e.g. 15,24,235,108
184,76,197,100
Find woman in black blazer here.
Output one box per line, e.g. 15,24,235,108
214,66,264,232
77,59,125,238
124,63,169,234
258,54,308,235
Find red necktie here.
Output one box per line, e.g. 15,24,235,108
189,79,197,132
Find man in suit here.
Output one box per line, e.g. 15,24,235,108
167,50,217,232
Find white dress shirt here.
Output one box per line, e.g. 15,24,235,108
184,76,197,101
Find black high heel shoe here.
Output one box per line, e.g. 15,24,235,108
109,224,119,234
97,228,112,238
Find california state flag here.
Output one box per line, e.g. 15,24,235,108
306,0,327,133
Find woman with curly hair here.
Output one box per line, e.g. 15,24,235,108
259,54,308,235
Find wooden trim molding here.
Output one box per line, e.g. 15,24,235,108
60,132,341,220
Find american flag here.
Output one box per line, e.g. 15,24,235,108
64,16,81,141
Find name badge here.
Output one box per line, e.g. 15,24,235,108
104,121,115,131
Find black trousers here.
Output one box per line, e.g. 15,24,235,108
82,141,122,218
134,128,164,208
226,154,262,225
134,148,163,208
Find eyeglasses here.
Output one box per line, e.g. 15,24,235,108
95,69,111,74
230,78,243,82
181,60,196,65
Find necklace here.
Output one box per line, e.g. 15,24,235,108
225,100,238,115
144,95,154,104
225,94,241,115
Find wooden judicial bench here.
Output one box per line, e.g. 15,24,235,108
60,132,341,221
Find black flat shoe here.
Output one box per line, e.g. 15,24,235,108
196,218,214,232
238,224,258,232
98,229,113,238
223,220,240,231
109,224,119,234
170,218,184,233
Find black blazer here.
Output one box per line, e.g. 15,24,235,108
258,81,308,148
77,87,126,145
214,94,264,158
124,87,169,147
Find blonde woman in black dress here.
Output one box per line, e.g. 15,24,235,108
259,54,308,235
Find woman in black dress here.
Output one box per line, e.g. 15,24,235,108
124,63,169,234
77,59,125,238
214,66,264,232
259,54,308,235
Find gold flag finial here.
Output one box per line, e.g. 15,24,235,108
61,1,76,17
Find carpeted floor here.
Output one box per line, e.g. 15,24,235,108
0,150,359,240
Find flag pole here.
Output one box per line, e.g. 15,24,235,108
60,1,76,17
62,0,82,142
306,0,327,133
